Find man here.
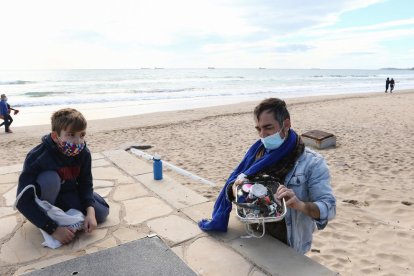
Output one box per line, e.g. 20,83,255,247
390,78,395,93
0,93,15,133
385,77,390,93
199,98,336,254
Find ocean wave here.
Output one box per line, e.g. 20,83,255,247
20,88,202,98
328,74,377,78
130,87,202,94
0,80,34,85
23,91,75,97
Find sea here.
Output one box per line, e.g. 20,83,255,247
1,68,413,127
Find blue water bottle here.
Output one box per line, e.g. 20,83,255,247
153,154,163,180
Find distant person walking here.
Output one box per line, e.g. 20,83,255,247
390,78,395,93
385,77,390,93
0,93,19,133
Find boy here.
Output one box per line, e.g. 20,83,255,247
16,108,109,245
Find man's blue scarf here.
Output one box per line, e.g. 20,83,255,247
198,129,297,232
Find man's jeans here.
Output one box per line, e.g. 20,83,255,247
0,114,13,132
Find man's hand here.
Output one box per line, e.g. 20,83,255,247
84,207,97,233
51,226,76,244
13,109,19,115
276,185,302,209
276,185,320,219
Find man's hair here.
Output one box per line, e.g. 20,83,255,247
51,108,87,134
1,94,6,99
254,98,290,126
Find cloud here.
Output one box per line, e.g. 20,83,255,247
341,52,376,56
274,44,315,53
0,0,410,69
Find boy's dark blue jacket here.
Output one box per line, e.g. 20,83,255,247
16,134,95,234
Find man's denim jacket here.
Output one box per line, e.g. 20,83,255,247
283,147,336,254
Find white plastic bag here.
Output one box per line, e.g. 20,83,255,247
15,185,85,249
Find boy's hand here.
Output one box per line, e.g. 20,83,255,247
84,207,97,233
52,226,75,244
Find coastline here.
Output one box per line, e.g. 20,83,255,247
7,88,412,128
1,89,414,275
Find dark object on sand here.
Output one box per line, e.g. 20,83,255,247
301,130,336,149
126,145,153,151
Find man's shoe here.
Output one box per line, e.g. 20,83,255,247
6,129,13,133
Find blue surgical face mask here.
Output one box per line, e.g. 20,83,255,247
261,128,285,150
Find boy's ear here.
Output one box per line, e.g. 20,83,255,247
51,131,59,142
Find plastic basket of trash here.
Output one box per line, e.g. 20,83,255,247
234,176,287,238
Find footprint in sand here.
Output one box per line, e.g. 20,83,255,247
376,253,406,264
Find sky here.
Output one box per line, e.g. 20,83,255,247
0,0,413,69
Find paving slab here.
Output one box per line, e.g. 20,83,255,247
0,222,50,264
186,236,252,275
98,201,121,228
229,234,336,276
112,227,148,244
0,164,22,175
85,236,118,254
91,153,105,160
135,173,208,209
0,216,17,240
0,206,16,218
147,214,203,245
26,237,197,276
252,268,269,276
0,172,19,184
93,179,115,188
92,158,111,167
3,185,17,206
123,197,173,225
92,166,135,183
71,228,108,252
171,245,185,260
113,183,149,201
103,150,153,175
94,187,112,198
181,201,247,241
0,184,14,198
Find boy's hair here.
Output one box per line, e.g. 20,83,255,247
254,98,290,127
51,108,87,134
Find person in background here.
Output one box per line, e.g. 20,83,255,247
390,78,395,93
199,98,336,254
0,94,19,133
385,78,390,93
0,93,18,133
16,108,109,245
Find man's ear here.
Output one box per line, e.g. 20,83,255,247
283,119,291,133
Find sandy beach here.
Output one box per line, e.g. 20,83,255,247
1,90,414,275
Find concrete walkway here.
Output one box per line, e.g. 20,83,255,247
0,149,337,276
